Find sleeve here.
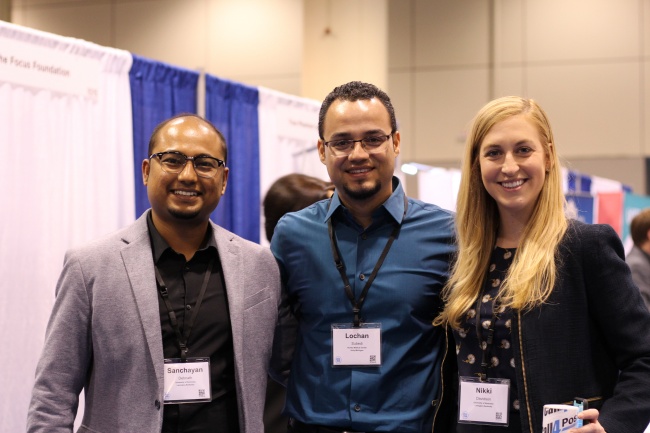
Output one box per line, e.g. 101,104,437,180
584,225,650,432
628,258,650,312
268,218,299,387
26,252,93,433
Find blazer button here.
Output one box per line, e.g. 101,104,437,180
155,399,161,410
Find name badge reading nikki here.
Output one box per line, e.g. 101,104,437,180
163,358,211,404
331,323,381,367
458,376,510,426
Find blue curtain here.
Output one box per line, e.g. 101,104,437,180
205,75,260,243
129,54,199,218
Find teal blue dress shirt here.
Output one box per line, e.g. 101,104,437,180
270,177,456,432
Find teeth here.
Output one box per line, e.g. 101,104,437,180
502,180,524,188
174,190,198,196
349,168,370,174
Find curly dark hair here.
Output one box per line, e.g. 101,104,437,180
318,81,396,139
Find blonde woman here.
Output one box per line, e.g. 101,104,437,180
435,96,650,433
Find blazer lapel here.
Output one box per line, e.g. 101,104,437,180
213,224,244,365
120,216,165,387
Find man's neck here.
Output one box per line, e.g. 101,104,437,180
152,214,209,261
640,242,650,256
339,192,390,230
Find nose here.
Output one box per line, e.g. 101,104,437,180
347,140,370,160
177,160,199,181
501,152,518,175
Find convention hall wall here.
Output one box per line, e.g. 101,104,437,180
10,0,650,193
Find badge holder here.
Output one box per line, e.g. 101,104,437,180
163,357,212,404
458,376,510,426
331,323,382,367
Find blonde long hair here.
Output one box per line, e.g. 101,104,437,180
435,96,568,329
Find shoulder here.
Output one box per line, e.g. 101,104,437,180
405,197,455,230
64,218,145,262
274,199,329,236
211,223,274,261
560,219,625,262
563,219,619,246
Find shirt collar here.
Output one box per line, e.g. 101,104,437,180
325,176,406,225
146,210,216,263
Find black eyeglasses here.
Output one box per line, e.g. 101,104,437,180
149,151,225,178
323,134,393,156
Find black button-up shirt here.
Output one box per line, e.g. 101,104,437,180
147,214,239,433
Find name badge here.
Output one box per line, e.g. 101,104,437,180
331,323,381,367
163,357,211,404
458,376,510,426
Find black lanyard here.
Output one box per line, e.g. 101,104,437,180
155,258,214,361
327,196,407,327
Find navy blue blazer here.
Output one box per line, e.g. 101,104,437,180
511,220,650,433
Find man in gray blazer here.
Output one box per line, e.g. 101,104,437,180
27,114,280,433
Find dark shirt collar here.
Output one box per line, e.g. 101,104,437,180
325,176,406,226
146,210,216,263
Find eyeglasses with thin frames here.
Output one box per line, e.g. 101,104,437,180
149,151,225,179
323,134,393,157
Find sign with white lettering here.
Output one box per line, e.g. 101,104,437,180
331,323,381,367
0,34,100,100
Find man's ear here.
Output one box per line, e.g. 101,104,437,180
317,140,326,164
392,131,401,156
142,159,150,185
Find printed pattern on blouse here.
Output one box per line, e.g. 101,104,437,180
453,247,520,414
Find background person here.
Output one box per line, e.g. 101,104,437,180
27,114,281,433
435,96,650,433
270,81,457,433
262,173,333,433
627,208,650,311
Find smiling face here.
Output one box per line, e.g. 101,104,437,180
142,116,229,228
317,98,400,210
479,114,550,223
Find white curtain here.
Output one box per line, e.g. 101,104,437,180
416,166,461,212
0,22,134,432
257,87,328,245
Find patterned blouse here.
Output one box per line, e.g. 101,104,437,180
453,247,522,432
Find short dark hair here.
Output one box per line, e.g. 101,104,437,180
147,113,228,165
631,208,650,247
263,174,333,242
318,81,397,139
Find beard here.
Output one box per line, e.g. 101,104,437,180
343,180,382,201
169,208,201,220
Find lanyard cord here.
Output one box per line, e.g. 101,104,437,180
155,258,214,361
327,196,407,327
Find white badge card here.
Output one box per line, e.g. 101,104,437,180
458,376,510,426
331,323,381,367
163,358,211,404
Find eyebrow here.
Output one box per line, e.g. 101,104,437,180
328,129,388,140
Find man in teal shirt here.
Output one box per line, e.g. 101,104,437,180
270,81,457,433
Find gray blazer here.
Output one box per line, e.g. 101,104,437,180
27,212,281,433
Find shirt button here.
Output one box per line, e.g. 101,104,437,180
361,233,367,240
354,404,361,412
186,304,192,310
155,399,161,410
359,274,365,281
183,266,190,272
